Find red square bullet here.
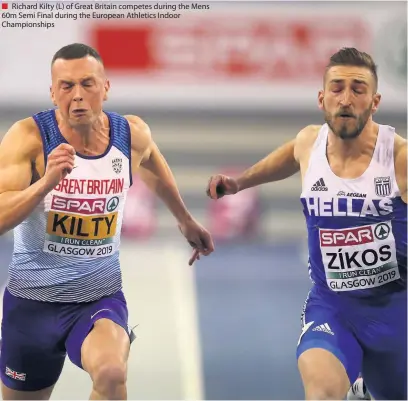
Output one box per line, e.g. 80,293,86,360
2,3,8,9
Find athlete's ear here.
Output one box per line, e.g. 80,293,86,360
50,85,57,106
103,79,110,101
318,90,324,110
371,93,381,114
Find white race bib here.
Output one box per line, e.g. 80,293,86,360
43,193,121,258
319,221,399,291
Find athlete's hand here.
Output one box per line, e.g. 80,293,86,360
178,218,215,265
43,144,76,191
206,174,239,199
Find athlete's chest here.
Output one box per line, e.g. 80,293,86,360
325,153,373,180
55,151,129,193
301,164,395,220
42,147,130,228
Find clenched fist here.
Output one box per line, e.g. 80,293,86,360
43,144,76,192
206,174,239,199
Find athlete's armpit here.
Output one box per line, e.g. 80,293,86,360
0,118,42,194
394,135,407,203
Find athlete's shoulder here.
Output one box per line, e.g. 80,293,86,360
1,116,42,158
376,122,405,147
5,116,40,135
393,130,406,165
123,114,149,130
393,132,406,172
122,114,152,153
294,125,322,160
296,124,322,142
394,131,407,151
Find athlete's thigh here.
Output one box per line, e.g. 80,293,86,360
361,294,407,400
0,289,66,393
362,349,407,400
65,290,134,370
1,383,55,401
297,289,363,385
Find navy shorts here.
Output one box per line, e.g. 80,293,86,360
297,286,407,400
0,288,132,391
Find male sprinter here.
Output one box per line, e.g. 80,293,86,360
207,48,407,400
0,43,214,400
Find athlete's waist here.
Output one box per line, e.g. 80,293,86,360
7,264,123,303
9,252,121,284
10,249,121,266
311,278,406,303
6,280,123,303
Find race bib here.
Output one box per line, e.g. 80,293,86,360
319,221,399,291
43,194,121,258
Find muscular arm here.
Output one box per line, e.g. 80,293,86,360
0,119,49,235
394,135,407,203
127,116,192,224
235,125,319,192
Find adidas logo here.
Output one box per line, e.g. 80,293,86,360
312,323,334,335
311,178,328,191
348,377,370,400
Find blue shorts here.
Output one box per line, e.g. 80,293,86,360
297,286,407,400
0,287,133,391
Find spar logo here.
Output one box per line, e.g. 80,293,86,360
51,196,120,214
52,196,106,215
374,223,390,240
320,224,391,247
320,225,374,247
107,197,119,213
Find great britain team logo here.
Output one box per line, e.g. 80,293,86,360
112,158,122,174
374,176,391,197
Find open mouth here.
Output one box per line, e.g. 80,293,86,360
338,113,354,119
72,109,87,115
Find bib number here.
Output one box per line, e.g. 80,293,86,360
319,221,399,291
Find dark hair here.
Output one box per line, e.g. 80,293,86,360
326,47,378,90
51,43,103,66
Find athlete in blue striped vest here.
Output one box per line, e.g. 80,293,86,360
206,48,407,400
0,43,214,400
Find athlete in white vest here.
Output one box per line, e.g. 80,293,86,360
207,48,407,400
0,43,214,400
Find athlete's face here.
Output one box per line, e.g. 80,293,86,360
318,65,381,140
50,56,110,128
